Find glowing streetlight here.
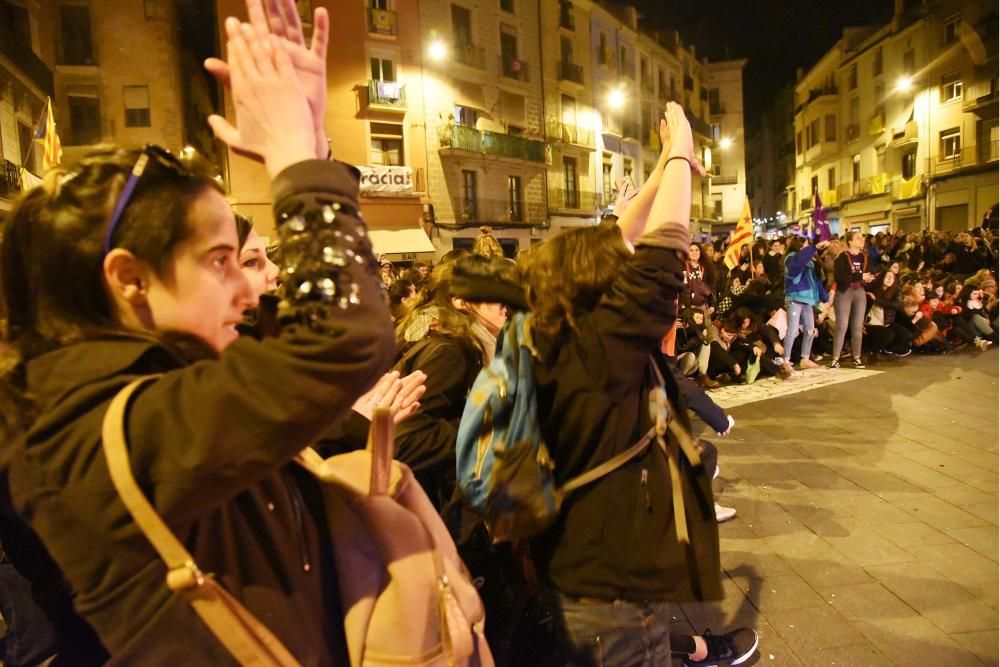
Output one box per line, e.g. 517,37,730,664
718,137,733,150
895,76,913,92
606,88,626,110
427,39,448,62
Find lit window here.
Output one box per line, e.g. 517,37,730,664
370,122,404,165
940,72,962,103
123,85,151,128
940,128,960,159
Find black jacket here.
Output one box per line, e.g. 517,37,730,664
5,160,395,665
531,225,722,604
834,251,867,292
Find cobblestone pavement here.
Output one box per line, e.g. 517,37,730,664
673,350,999,666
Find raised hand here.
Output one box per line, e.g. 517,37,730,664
205,0,330,160
658,102,706,176
208,19,315,177
352,371,427,424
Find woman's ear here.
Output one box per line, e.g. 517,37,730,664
104,249,151,306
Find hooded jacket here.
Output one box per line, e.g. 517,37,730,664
784,245,829,306
4,160,395,665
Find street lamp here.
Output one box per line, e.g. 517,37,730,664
606,87,626,110
895,76,913,93
427,39,448,62
718,137,733,150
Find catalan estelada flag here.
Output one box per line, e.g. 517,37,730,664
34,97,63,171
724,196,754,270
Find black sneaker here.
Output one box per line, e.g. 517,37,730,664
852,357,866,369
682,627,760,666
828,359,840,369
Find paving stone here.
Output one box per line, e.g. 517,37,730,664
801,643,893,666
932,483,999,508
732,572,827,613
949,629,1000,667
764,605,866,652
819,527,919,567
963,501,999,525
945,526,999,562
891,495,988,530
817,582,918,622
853,616,983,666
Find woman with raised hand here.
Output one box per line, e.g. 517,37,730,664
517,104,746,666
0,4,398,664
781,235,829,372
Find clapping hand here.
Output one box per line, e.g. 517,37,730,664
206,0,330,161
352,371,427,424
208,19,316,177
658,102,706,176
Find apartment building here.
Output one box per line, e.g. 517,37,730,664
706,59,748,228
418,0,547,257
746,83,795,235
793,0,997,235
0,0,186,214
541,0,601,235
0,0,54,213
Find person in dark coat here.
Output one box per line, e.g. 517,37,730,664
0,14,398,664
518,104,722,666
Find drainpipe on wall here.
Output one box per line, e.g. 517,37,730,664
536,0,549,234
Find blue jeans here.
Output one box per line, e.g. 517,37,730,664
552,592,672,666
783,301,816,365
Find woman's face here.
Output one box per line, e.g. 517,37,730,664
934,285,944,298
889,262,900,274
689,244,701,262
692,311,705,326
467,301,508,336
239,229,280,298
848,233,865,252
883,271,896,288
971,289,984,302
720,328,736,343
741,317,751,331
913,283,926,300
142,189,258,352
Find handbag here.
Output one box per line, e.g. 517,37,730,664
102,376,493,667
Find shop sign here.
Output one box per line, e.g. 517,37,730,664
358,165,414,194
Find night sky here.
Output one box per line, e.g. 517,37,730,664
630,0,895,131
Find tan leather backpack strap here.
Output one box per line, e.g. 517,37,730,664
101,376,299,666
367,408,394,496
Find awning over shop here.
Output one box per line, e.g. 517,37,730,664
369,227,436,263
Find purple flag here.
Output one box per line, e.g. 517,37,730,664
813,191,832,242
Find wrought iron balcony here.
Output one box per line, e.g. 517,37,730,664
367,7,397,36
452,196,545,225
548,188,601,211
500,56,530,82
1,159,23,199
440,125,546,163
546,120,595,148
455,43,485,69
367,80,406,109
558,61,584,84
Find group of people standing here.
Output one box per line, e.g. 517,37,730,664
672,225,997,389
0,2,763,666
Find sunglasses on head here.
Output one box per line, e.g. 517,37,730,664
102,145,191,256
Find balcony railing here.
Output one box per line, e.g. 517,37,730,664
927,141,999,176
892,176,922,201
558,61,584,84
709,102,726,116
548,188,601,210
454,43,485,69
622,121,640,139
367,7,397,36
441,125,546,163
0,27,54,96
546,120,594,148
367,80,406,108
452,196,545,225
963,74,997,114
711,170,738,186
795,85,838,113
1,159,22,199
685,110,713,138
500,56,530,82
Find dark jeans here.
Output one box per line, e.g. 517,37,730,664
0,559,58,666
551,591,672,666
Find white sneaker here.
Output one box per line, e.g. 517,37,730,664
715,503,737,522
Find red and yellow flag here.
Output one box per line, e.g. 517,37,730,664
723,197,754,270
34,97,63,171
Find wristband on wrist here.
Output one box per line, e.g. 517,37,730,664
665,156,692,169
